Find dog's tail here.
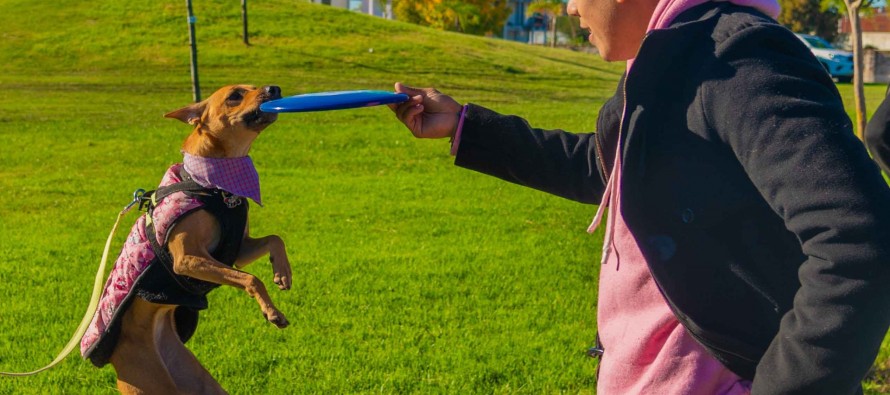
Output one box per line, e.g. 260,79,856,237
0,191,143,376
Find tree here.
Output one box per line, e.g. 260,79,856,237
778,0,841,42
392,0,512,36
527,0,565,47
844,0,869,139
828,0,876,139
392,0,424,24
459,0,511,36
437,0,482,32
785,0,877,139
556,6,585,46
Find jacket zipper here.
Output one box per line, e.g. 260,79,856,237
595,71,629,187
594,134,609,184
619,32,756,365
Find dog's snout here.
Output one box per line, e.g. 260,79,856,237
264,86,282,100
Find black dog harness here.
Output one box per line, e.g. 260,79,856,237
83,167,248,367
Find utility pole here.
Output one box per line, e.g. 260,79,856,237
186,0,201,102
242,0,249,46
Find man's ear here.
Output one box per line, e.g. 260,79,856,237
164,101,207,125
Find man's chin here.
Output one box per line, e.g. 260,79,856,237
596,44,635,63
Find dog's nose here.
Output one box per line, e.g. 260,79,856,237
264,85,282,100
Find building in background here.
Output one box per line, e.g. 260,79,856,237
313,0,570,46
311,0,347,7
839,10,890,50
503,0,532,42
838,10,890,83
502,0,571,45
311,0,392,19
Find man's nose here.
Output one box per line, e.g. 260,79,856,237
567,0,578,17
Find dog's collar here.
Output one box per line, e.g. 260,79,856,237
182,152,262,206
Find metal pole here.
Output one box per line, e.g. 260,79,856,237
186,0,201,102
242,0,249,46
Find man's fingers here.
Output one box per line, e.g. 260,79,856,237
391,95,422,119
394,101,425,132
395,97,419,118
388,93,416,113
392,83,452,137
394,82,424,96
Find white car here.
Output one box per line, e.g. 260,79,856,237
795,33,854,83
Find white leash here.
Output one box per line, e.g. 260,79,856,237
0,190,144,376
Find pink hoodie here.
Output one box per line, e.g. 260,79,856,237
589,1,779,394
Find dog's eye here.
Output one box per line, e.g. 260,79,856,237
226,92,243,103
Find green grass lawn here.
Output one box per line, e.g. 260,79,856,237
0,1,886,393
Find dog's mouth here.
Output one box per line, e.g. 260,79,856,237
243,107,278,129
242,86,282,130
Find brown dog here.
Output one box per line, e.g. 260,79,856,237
101,85,291,394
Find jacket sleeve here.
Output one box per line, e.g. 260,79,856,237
703,25,890,394
452,96,621,204
865,92,890,175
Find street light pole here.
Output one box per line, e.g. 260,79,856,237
186,0,201,102
242,0,249,46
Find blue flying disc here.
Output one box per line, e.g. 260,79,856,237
260,90,409,113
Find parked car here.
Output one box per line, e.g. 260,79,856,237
795,33,854,83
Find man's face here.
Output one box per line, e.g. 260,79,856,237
567,0,656,61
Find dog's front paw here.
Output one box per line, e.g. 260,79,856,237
265,309,289,328
271,254,292,291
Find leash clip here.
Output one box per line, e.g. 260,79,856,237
123,189,146,213
221,191,243,209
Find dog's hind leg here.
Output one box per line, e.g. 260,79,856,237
109,299,180,394
158,321,227,395
110,299,227,394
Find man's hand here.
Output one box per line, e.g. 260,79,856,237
388,82,463,139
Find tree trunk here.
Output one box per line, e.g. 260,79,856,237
550,17,557,47
848,2,867,139
568,17,576,45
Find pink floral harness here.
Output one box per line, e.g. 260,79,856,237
80,164,248,367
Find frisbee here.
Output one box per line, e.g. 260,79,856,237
260,90,410,113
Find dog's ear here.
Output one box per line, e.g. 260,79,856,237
165,101,207,125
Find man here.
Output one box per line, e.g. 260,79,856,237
389,0,890,393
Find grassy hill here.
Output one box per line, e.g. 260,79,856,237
0,0,886,393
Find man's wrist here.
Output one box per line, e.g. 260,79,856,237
450,104,468,156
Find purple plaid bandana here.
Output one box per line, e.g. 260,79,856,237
182,152,262,206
